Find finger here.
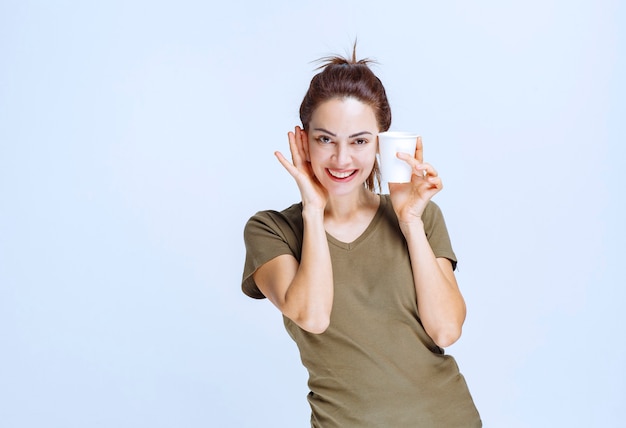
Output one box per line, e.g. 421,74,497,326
397,152,427,177
286,132,299,166
276,150,306,180
420,162,438,178
415,136,423,164
292,127,311,166
427,175,443,190
397,151,421,168
287,129,306,167
296,127,309,162
275,150,293,170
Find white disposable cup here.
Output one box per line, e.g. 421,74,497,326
378,131,418,183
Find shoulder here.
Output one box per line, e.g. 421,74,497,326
379,194,444,224
379,194,455,263
243,202,305,260
245,202,304,238
242,202,304,299
423,200,444,223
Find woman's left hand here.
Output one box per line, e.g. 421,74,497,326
388,136,443,224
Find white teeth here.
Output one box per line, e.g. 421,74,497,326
328,169,355,178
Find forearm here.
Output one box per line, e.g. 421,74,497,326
283,207,334,333
401,220,466,347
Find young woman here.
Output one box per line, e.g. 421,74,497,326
242,49,481,427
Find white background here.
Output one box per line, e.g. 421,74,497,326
1,0,624,426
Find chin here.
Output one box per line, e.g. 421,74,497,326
324,180,367,197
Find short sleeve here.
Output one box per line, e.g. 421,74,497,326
241,206,304,299
422,201,457,270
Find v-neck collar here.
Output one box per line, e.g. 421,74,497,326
325,195,387,251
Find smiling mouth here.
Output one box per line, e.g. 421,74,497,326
327,169,357,179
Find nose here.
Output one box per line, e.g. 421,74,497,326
333,143,351,166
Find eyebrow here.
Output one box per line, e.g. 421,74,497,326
313,128,374,138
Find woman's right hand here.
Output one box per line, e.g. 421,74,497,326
275,126,328,211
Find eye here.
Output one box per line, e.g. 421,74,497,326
316,136,332,144
354,138,368,145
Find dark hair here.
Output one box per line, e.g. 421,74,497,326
299,46,391,192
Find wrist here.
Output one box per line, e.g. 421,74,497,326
302,205,325,222
398,218,425,237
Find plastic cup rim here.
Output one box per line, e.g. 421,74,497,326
378,131,419,138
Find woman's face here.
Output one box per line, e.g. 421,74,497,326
305,97,379,197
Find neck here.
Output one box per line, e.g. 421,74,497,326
324,187,379,221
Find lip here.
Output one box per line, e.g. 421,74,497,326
326,168,358,182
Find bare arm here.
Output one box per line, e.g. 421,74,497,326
253,208,333,334
400,221,466,347
252,127,334,334
389,136,466,347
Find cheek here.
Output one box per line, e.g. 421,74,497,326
308,141,334,160
307,149,331,175
363,146,379,165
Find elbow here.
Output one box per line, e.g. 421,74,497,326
292,313,330,334
431,326,463,348
282,299,332,334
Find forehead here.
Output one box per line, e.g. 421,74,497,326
310,97,378,132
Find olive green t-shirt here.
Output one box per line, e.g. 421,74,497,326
242,195,481,427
